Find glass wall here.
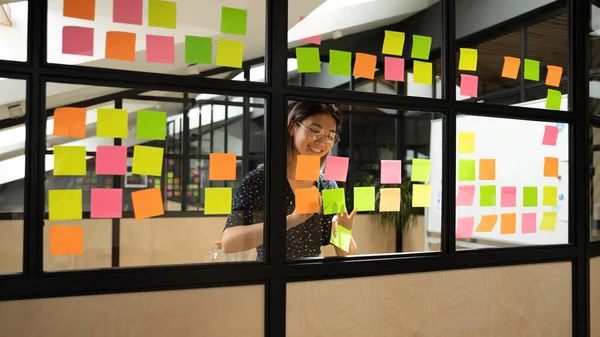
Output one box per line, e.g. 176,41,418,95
0,1,28,62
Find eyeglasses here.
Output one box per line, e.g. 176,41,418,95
296,121,340,146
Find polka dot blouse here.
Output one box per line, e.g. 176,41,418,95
224,167,337,260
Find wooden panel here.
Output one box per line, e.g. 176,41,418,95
0,220,23,274
592,257,600,337
287,262,571,337
0,285,264,337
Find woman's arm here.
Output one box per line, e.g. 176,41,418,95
222,223,264,254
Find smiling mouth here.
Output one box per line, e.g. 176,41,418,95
308,144,323,154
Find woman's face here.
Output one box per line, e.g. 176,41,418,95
289,113,338,159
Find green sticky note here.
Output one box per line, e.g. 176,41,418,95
185,36,212,64
546,89,562,110
296,47,321,73
175,184,180,189
168,178,173,184
523,186,538,207
221,7,247,36
193,191,199,197
382,30,405,56
458,159,476,181
411,35,432,60
329,50,351,76
413,60,432,85
97,108,128,138
353,187,375,212
458,48,478,71
154,180,160,187
54,145,86,176
540,212,557,231
168,172,174,178
323,188,346,215
148,0,177,29
132,145,164,176
330,225,352,252
216,39,244,68
524,58,540,81
137,110,167,140
411,158,431,182
479,185,496,207
49,189,82,220
543,186,558,206
204,187,232,214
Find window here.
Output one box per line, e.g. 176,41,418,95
0,1,27,62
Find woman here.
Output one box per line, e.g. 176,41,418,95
221,102,357,260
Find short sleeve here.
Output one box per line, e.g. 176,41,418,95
320,179,339,246
224,168,265,230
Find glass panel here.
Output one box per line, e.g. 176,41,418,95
455,114,569,249
592,126,600,242
590,4,600,115
0,1,28,62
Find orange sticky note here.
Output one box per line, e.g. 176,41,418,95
379,188,401,212
544,157,559,177
106,31,136,62
63,0,95,21
546,65,563,87
479,159,496,180
295,155,320,181
502,56,521,79
209,153,237,180
475,214,498,232
353,53,377,80
131,188,164,220
295,187,320,214
53,107,87,138
49,226,83,255
500,213,517,234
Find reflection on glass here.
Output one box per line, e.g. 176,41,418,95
591,127,600,241
0,1,28,62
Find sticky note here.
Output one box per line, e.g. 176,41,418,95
458,48,478,71
546,89,562,110
132,145,164,176
353,53,377,80
524,58,540,81
323,188,346,215
381,160,402,184
546,65,563,87
91,188,122,218
354,187,375,212
544,157,559,177
384,57,405,82
131,188,164,219
382,30,405,56
148,0,177,29
411,35,432,60
543,186,558,206
329,50,352,76
502,56,520,79
456,185,475,206
540,211,557,231
137,110,167,140
97,108,128,138
105,31,136,62
113,0,142,25
49,226,83,255
413,60,432,85
96,145,127,175
63,0,95,20
500,213,517,234
324,156,349,182
146,35,175,64
296,47,321,73
500,186,517,207
411,158,431,182
460,74,478,97
456,217,474,239
49,190,82,220
53,107,87,138
479,185,496,207
62,26,94,56
542,125,559,146
294,187,320,215
54,145,86,176
295,155,320,181
204,188,233,215
185,36,212,64
522,213,537,233
457,132,475,154
221,7,247,36
479,159,495,180
209,153,237,180
523,187,538,207
379,188,401,212
299,16,321,45
330,225,352,252
412,184,431,207
216,39,244,68
458,159,476,181
475,214,497,233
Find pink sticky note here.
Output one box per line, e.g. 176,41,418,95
96,145,127,175
91,188,123,218
522,213,537,234
167,191,173,197
186,191,192,197
167,185,173,191
501,186,517,207
456,216,474,239
384,57,405,82
542,125,559,146
381,160,402,184
169,159,175,165
113,0,143,25
460,74,478,97
456,185,475,206
146,35,175,64
299,16,321,45
324,156,349,182
62,26,94,56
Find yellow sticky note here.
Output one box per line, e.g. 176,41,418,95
132,145,164,176
382,30,405,56
413,60,432,85
540,211,557,231
97,108,128,138
379,188,401,212
54,145,87,176
412,184,431,207
457,132,475,154
543,186,558,206
458,48,478,71
49,189,83,220
204,187,232,214
216,39,244,68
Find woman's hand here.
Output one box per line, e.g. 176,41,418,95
331,208,357,238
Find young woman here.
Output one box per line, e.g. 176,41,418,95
221,102,357,260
